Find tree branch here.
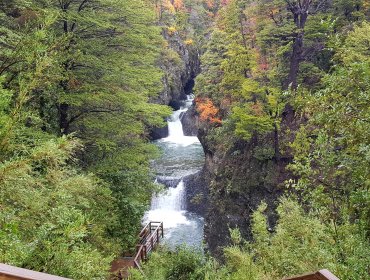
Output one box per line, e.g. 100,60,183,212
68,107,123,124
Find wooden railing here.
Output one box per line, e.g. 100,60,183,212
134,221,164,269
0,263,71,280
283,269,340,280
111,221,164,278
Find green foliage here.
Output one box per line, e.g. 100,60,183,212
288,22,370,236
134,199,369,280
0,137,119,279
0,0,173,277
129,246,212,280
191,3,369,280
231,105,274,140
225,198,370,280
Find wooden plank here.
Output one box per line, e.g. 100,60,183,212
0,264,71,280
317,270,340,280
283,269,340,280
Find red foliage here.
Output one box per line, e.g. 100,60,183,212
221,0,231,6
195,97,222,124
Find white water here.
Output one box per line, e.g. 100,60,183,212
161,95,200,146
144,94,204,248
145,180,190,228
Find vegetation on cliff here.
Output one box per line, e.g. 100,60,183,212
189,0,370,279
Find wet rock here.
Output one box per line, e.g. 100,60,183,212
149,29,200,138
181,104,198,136
151,29,200,107
169,100,182,111
150,125,169,141
183,170,208,216
157,176,181,189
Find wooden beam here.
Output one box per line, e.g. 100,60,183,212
283,269,340,280
0,263,71,280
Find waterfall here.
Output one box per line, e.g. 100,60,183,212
145,180,190,228
144,94,204,248
167,110,186,139
161,95,199,146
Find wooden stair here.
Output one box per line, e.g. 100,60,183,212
110,221,164,279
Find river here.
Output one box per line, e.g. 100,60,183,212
143,95,205,249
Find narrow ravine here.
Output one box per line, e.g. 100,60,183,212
144,94,205,249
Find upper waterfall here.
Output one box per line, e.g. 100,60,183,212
161,95,199,146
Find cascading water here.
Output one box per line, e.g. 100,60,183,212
144,94,205,249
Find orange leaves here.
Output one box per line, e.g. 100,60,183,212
255,49,269,72
205,0,215,9
173,0,185,11
250,101,264,116
195,97,222,124
67,78,82,90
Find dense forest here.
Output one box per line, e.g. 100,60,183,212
0,0,369,280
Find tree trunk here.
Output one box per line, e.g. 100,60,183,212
287,32,303,90
273,120,280,162
59,103,69,134
286,10,308,90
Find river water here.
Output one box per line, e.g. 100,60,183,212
143,95,205,249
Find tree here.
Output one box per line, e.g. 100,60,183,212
0,0,172,273
288,22,370,240
284,0,328,89
224,198,370,280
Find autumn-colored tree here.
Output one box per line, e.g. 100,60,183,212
173,0,185,11
196,97,222,124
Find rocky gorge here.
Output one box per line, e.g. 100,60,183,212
149,31,299,259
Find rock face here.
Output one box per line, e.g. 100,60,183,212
150,125,169,140
181,104,198,136
157,176,182,189
152,30,200,107
198,105,301,258
183,170,208,216
149,30,200,140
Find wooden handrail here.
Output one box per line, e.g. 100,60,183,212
283,269,340,280
0,263,71,280
132,221,164,270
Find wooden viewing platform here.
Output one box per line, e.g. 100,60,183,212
110,221,164,279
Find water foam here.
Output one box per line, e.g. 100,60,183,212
161,99,200,146
144,180,191,228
